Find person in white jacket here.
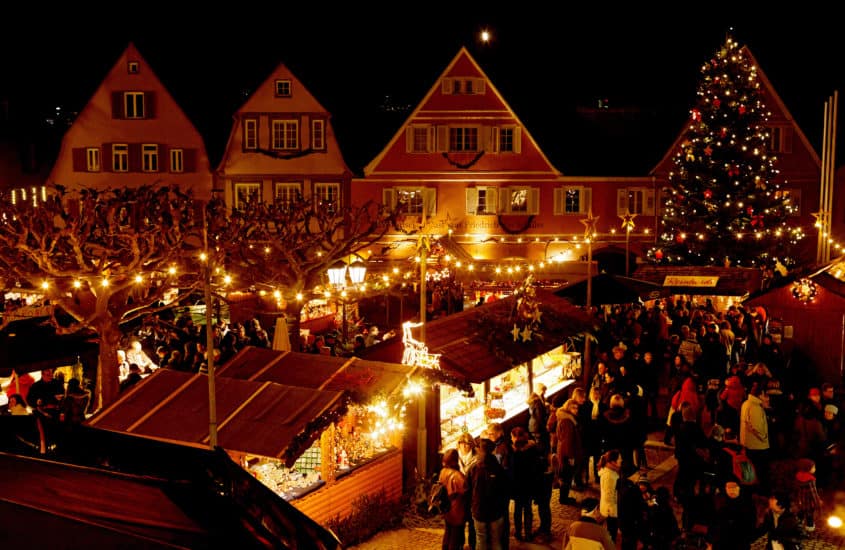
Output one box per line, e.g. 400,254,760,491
740,383,771,494
597,449,622,542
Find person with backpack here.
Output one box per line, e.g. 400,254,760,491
437,448,468,550
715,427,758,488
466,437,510,550
740,383,771,495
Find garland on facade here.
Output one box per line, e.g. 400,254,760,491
413,367,475,397
256,147,315,160
442,150,485,169
281,392,352,467
791,277,818,303
497,214,535,234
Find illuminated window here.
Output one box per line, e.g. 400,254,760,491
112,144,129,172
272,119,298,150
86,148,100,172
234,182,260,209
123,92,145,119
384,187,435,216
274,79,291,97
554,186,592,215
314,182,340,213
449,127,478,152
311,119,325,150
142,144,158,172
275,182,302,208
500,186,539,215
243,118,258,150
170,149,184,173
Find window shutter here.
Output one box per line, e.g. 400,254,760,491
489,127,499,153
424,188,437,216
499,187,510,213
436,126,448,152
441,79,451,95
476,79,486,95
405,127,414,153
129,143,142,172
645,189,655,215
382,188,395,209
111,92,123,119
583,188,593,214
427,126,435,152
528,188,540,215
102,143,112,172
466,188,478,214
72,148,86,172
159,144,169,172
783,127,793,153
486,188,498,213
553,188,563,215
145,91,156,119
183,148,197,172
513,127,522,153
617,188,628,215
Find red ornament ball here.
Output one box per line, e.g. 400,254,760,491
675,234,685,243
704,189,713,199
713,98,721,109
655,249,664,260
746,206,754,216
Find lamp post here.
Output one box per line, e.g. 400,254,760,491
619,209,637,277
328,258,367,344
580,211,599,387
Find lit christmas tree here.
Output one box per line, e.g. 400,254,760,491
653,33,803,267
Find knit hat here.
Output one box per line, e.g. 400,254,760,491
825,404,839,415
809,388,821,397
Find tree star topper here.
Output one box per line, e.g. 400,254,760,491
619,210,637,232
580,211,599,240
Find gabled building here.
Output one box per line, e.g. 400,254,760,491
351,47,655,281
215,63,352,211
650,45,823,266
48,43,212,199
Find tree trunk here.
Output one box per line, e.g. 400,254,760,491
95,325,123,410
286,302,305,352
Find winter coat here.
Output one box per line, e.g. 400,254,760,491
720,376,746,410
555,407,584,462
671,376,701,417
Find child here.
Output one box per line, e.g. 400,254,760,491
794,457,823,531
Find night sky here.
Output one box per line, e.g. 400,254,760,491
2,7,842,175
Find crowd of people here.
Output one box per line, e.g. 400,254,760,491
430,298,844,550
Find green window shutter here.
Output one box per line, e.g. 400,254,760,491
466,188,478,214
436,126,448,152
486,188,498,213
405,127,414,153
617,188,628,215
425,188,436,216
513,127,522,154
583,188,593,214
529,188,540,215
382,188,395,209
553,188,563,215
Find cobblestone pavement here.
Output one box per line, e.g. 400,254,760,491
350,433,845,550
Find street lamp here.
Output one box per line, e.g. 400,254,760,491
580,210,599,388
619,209,637,277
328,258,367,345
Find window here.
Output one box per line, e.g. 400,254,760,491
499,128,514,152
500,187,539,215
127,61,139,74
311,119,325,150
383,187,436,216
452,79,462,94
275,182,302,207
554,187,592,214
86,148,100,172
441,78,485,95
769,126,793,153
274,79,291,97
617,187,655,216
449,127,478,152
272,119,298,150
142,144,158,172
776,188,801,216
234,183,261,209
406,125,433,153
170,149,184,173
466,187,498,214
243,118,258,150
314,183,340,213
490,126,521,153
112,144,129,172
123,92,145,119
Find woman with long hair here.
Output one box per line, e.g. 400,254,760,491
598,449,623,542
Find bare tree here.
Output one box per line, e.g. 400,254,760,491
0,184,203,408
209,196,395,349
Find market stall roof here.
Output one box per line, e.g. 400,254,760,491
217,347,419,401
87,369,349,465
553,273,669,306
632,265,763,297
361,288,594,384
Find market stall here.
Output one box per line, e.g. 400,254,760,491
88,353,423,526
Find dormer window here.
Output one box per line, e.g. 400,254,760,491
127,61,139,74
275,79,291,97
124,92,145,119
441,78,486,95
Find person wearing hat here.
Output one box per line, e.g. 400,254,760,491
563,497,616,550
561,497,615,550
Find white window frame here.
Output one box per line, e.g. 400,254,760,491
406,125,434,153
314,182,340,212
499,186,539,215
170,149,184,173
769,126,793,154
617,187,655,216
554,186,592,215
274,79,291,97
127,61,139,74
112,144,129,172
141,144,158,172
311,119,325,150
272,119,299,150
449,126,479,152
275,182,302,206
234,182,261,209
382,187,436,216
86,147,100,172
441,78,486,95
123,92,145,119
244,118,258,150
466,187,498,215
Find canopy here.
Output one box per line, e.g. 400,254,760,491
553,273,669,306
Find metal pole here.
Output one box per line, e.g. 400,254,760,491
203,211,218,449
584,239,592,385
625,228,631,277
417,211,428,478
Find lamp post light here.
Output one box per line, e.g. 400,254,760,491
580,211,599,388
327,258,367,345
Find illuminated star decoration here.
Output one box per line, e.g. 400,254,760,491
619,210,637,232
520,326,533,342
580,211,599,241
512,324,521,342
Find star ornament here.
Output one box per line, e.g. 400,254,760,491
512,324,521,342
520,326,533,342
619,210,637,232
580,211,599,240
